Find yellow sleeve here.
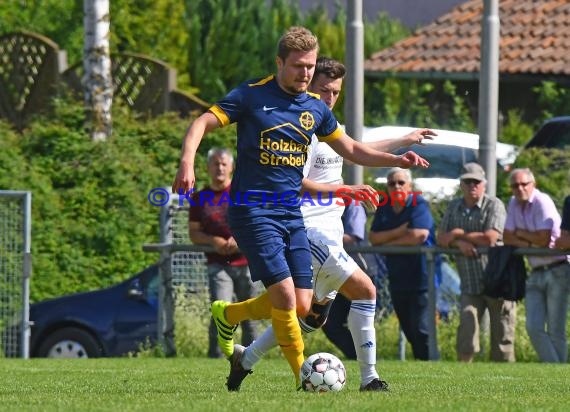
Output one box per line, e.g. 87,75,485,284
317,126,343,143
208,105,230,127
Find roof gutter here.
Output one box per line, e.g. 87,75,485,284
364,70,570,85
364,70,479,81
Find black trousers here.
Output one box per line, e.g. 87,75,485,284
390,290,433,360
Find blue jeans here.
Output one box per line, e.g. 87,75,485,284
208,263,258,358
525,263,570,363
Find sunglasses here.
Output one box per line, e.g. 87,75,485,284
462,179,482,185
387,180,407,187
510,181,532,189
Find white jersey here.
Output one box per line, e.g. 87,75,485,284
301,136,346,247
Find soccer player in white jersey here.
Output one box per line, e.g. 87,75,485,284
225,56,436,392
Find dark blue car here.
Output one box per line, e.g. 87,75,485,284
29,264,159,358
524,116,570,149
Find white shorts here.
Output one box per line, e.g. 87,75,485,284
309,241,359,302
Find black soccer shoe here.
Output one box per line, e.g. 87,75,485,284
360,378,389,392
226,344,253,392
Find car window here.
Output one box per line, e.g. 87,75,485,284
527,121,570,149
374,144,478,179
146,273,159,301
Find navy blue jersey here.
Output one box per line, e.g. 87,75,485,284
209,75,342,201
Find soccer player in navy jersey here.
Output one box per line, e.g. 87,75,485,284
220,57,435,392
172,26,431,389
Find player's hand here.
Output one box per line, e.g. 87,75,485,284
398,151,429,168
172,162,195,194
352,184,379,206
403,129,437,147
341,184,378,212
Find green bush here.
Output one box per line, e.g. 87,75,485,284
0,97,235,301
496,147,570,208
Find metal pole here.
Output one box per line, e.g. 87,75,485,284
398,327,406,361
478,0,500,196
344,0,364,185
21,192,32,359
426,250,439,360
158,250,176,356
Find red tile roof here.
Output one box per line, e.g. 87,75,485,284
364,0,570,78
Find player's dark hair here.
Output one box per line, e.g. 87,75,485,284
315,56,346,80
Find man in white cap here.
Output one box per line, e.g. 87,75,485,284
437,163,515,362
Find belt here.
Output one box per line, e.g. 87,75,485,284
531,260,568,272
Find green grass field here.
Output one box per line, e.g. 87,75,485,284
0,358,569,411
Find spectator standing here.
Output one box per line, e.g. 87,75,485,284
189,147,258,358
437,163,515,362
504,169,570,363
369,168,438,360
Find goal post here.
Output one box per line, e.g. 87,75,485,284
0,190,32,359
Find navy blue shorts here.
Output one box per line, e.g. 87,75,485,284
228,205,313,289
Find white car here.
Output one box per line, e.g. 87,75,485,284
360,126,519,200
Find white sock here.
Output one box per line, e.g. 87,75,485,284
241,325,277,370
348,299,380,385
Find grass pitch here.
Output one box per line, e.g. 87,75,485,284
0,358,569,411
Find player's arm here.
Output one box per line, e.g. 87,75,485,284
364,129,436,152
327,134,429,169
301,178,378,209
301,178,344,196
172,112,220,193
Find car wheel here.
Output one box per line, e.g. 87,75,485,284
36,327,102,358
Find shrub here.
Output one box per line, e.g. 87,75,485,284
0,97,237,301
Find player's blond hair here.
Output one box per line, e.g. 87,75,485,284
277,26,319,61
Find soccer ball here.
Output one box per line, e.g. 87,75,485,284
299,352,346,392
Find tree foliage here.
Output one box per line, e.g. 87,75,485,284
0,0,84,62
0,97,233,302
184,0,303,100
0,0,409,102
533,81,570,121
